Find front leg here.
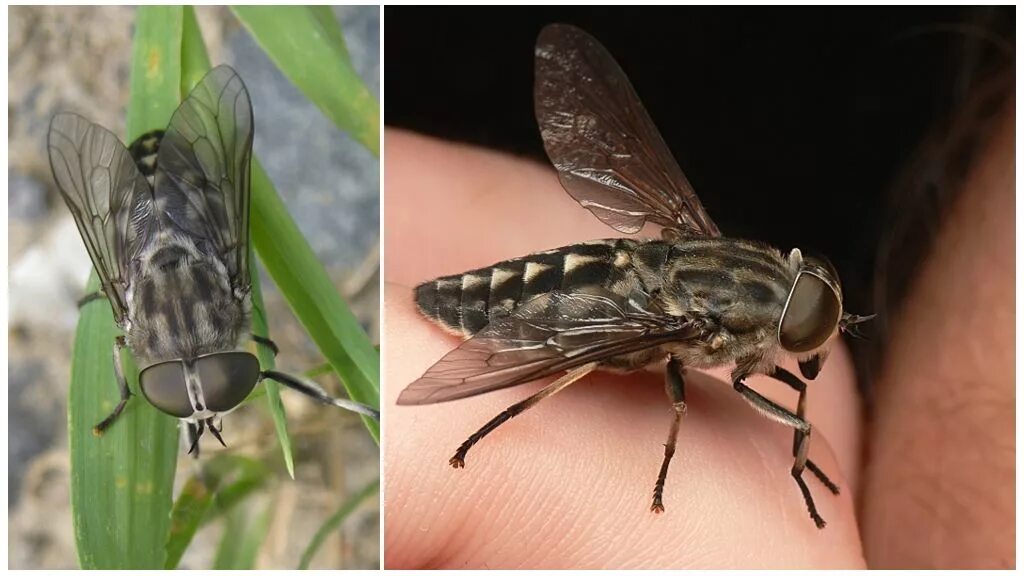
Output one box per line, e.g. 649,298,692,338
767,366,840,495
94,336,132,435
732,371,830,529
250,334,279,357
77,290,106,309
261,370,380,421
185,421,201,459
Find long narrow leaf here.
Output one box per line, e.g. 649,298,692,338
68,7,183,568
213,498,274,569
202,456,269,526
309,6,352,64
164,475,220,569
251,161,380,441
249,246,295,477
298,479,379,569
164,454,269,568
231,6,379,155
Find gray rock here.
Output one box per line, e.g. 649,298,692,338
9,170,50,222
8,360,62,505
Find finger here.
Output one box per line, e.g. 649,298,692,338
384,128,621,286
384,127,863,485
385,283,865,569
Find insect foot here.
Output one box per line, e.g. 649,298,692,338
807,460,841,495
792,467,828,529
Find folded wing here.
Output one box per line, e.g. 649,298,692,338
398,290,702,405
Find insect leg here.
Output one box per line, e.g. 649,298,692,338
188,419,206,455
768,366,840,495
250,334,279,357
449,362,598,468
261,370,380,421
732,375,827,529
185,422,201,459
651,356,687,513
77,290,106,309
206,417,227,448
94,336,132,435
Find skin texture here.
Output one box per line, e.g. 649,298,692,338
383,129,866,568
859,100,1015,568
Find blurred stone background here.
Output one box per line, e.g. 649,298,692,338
8,6,380,569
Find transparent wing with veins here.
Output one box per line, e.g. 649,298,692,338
155,65,255,291
398,290,703,405
47,114,154,325
535,23,720,238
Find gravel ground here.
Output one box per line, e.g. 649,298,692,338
8,6,380,569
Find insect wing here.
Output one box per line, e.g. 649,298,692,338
155,65,254,290
48,113,154,325
398,290,701,405
534,24,720,237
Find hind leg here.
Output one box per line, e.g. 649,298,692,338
449,362,598,468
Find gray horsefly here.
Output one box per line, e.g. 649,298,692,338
48,65,378,455
398,24,872,528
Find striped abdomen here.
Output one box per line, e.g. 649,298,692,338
415,238,650,337
415,236,796,348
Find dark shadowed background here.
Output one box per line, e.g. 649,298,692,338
383,6,1013,388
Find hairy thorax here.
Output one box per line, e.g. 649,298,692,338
126,241,248,364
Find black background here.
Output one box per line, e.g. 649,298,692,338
384,6,1012,339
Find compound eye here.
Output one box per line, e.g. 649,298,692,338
195,352,261,413
780,272,841,353
804,254,839,281
139,361,193,418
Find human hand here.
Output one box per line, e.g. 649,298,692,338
383,129,866,568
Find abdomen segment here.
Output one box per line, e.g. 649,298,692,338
414,238,650,337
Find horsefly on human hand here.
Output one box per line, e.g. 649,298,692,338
398,24,872,529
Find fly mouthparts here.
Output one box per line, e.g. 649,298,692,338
839,312,876,340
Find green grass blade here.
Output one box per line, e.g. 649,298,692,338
304,362,334,379
213,498,275,569
201,456,269,526
298,478,379,569
180,6,213,94
164,475,220,569
309,6,352,64
249,248,295,477
180,4,296,479
164,454,269,568
68,7,183,569
231,6,379,155
251,161,380,441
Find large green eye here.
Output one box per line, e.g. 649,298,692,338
139,360,193,418
779,272,841,353
195,352,261,413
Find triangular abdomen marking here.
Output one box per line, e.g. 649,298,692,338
414,239,651,338
459,272,491,334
